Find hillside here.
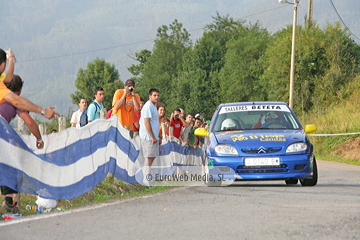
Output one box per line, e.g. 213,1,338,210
2,0,360,115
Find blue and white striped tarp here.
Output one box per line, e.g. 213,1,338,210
0,116,202,199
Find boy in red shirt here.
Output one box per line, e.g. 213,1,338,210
167,108,188,141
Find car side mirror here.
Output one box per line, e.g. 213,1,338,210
304,125,317,134
194,128,209,137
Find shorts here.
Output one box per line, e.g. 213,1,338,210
1,186,18,195
140,138,159,158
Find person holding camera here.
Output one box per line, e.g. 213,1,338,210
167,108,189,140
112,79,140,131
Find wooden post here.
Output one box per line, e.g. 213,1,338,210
58,116,66,132
17,117,28,134
39,124,47,135
307,0,313,24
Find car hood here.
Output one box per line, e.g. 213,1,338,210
214,130,306,154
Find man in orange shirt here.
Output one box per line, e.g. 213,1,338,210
112,79,140,130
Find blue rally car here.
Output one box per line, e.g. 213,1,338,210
195,102,318,187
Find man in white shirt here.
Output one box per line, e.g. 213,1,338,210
181,112,194,145
70,98,87,128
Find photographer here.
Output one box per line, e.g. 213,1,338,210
167,108,189,140
112,79,140,131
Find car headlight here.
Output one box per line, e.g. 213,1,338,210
215,144,238,155
286,142,307,153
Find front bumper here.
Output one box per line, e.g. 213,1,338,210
207,153,314,180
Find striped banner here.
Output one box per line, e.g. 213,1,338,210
0,116,202,199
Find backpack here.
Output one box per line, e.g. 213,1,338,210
79,102,100,127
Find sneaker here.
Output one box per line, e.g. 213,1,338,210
2,201,20,214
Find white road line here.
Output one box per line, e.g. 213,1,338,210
0,188,181,227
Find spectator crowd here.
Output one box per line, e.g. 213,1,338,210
0,47,210,214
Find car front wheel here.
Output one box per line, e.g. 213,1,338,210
300,158,318,186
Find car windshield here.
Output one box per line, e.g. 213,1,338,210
213,106,301,131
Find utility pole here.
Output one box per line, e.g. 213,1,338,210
278,0,299,109
289,0,299,110
307,0,313,23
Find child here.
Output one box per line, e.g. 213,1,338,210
159,118,170,140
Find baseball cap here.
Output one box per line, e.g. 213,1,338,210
125,79,135,87
195,113,203,119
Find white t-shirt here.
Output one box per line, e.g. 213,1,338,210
70,109,83,129
181,123,193,142
139,101,160,141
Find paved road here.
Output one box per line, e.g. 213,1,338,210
1,160,360,240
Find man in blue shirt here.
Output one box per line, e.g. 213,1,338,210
87,87,105,123
139,89,160,186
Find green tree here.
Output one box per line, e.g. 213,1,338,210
134,19,192,106
127,49,152,77
312,23,360,110
175,33,224,118
70,58,123,109
174,14,257,119
259,22,360,114
218,23,270,103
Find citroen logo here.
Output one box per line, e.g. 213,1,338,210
257,146,267,153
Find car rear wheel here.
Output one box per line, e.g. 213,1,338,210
300,158,318,186
204,159,222,187
285,179,298,185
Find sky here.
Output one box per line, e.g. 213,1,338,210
1,0,359,116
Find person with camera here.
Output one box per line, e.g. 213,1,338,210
112,79,140,131
167,108,189,141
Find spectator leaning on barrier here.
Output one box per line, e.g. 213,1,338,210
168,108,189,140
140,88,161,186
0,48,59,119
188,117,203,149
0,74,45,214
87,87,105,123
70,98,87,128
159,117,170,140
112,79,140,130
157,103,167,123
180,112,194,146
204,120,210,129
